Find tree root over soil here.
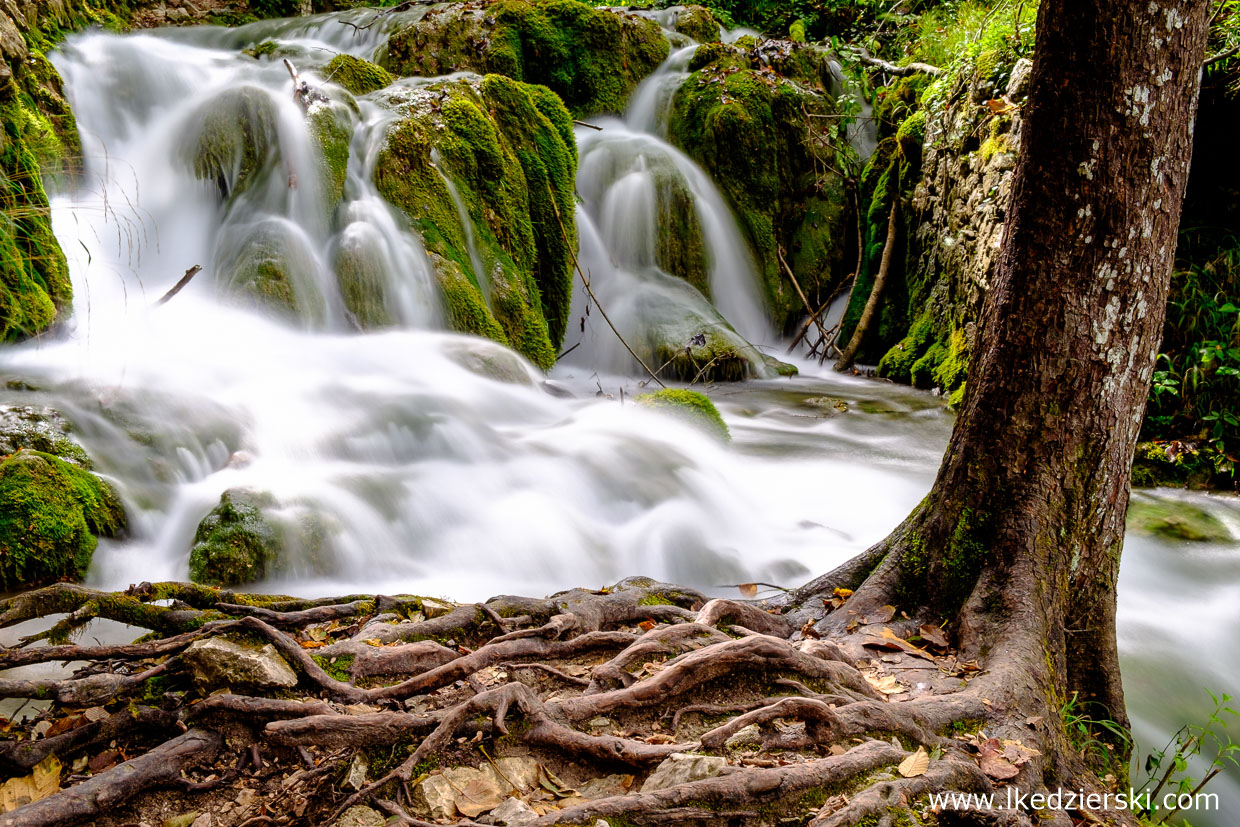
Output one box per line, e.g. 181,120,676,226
0,576,1129,826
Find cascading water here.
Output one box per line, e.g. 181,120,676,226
0,14,1236,822
0,12,906,601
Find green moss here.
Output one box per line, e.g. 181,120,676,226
183,86,278,198
324,54,394,96
335,237,395,330
243,40,280,59
667,49,849,328
1127,499,1231,543
0,96,72,341
637,388,730,441
978,133,1010,163
910,342,946,390
382,0,669,117
312,653,355,682
373,76,577,366
308,104,350,207
0,449,126,590
655,172,710,296
188,489,282,587
876,312,934,383
675,5,721,43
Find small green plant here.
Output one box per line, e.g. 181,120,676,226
1132,692,1240,825
1060,691,1132,770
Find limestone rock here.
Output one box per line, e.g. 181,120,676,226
332,806,385,827
343,753,368,791
182,637,298,692
484,797,538,826
724,724,764,749
640,752,728,792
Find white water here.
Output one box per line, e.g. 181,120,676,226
0,14,1236,824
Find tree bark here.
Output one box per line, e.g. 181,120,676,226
834,200,899,371
815,0,1212,743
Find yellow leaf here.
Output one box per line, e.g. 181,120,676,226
0,755,61,813
363,638,382,647
864,673,906,695
738,583,758,598
832,588,853,598
898,746,930,778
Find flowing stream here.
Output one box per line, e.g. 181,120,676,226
0,11,1235,823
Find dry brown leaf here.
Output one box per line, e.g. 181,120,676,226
862,627,935,661
299,640,326,649
0,755,61,813
868,605,897,624
978,738,1020,780
454,777,504,817
863,673,906,695
637,620,656,631
898,746,930,778
738,583,758,598
918,624,949,650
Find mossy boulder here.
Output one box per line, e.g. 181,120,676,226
189,488,282,587
625,270,795,382
637,388,730,441
217,220,326,322
183,86,278,198
667,40,850,329
324,54,393,96
0,405,90,466
654,167,710,297
673,6,721,43
0,449,126,589
189,489,335,587
334,229,395,329
372,75,577,368
381,0,669,117
1127,498,1232,543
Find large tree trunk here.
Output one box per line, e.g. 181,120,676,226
802,0,1211,771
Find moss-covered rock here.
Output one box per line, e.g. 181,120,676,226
183,86,278,199
308,102,350,207
0,449,126,589
217,221,324,320
334,231,396,329
667,39,850,329
0,95,71,341
654,169,710,297
189,488,282,587
372,75,577,367
637,388,730,441
673,6,721,43
189,488,334,587
1127,498,1232,543
381,0,668,117
0,405,91,467
325,53,393,96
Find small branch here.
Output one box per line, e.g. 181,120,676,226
776,247,833,351
843,47,942,77
835,199,899,372
152,265,201,307
1204,43,1240,67
546,185,665,387
573,119,604,131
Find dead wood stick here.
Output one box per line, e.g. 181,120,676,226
777,247,834,350
0,729,222,827
152,265,201,307
844,47,942,77
0,706,175,776
573,119,603,131
835,199,899,371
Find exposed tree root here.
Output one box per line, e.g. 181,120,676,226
0,576,1137,826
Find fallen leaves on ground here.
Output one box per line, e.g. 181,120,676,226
978,738,1020,780
898,746,930,778
0,755,61,813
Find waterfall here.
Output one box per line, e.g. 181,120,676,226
0,12,888,600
